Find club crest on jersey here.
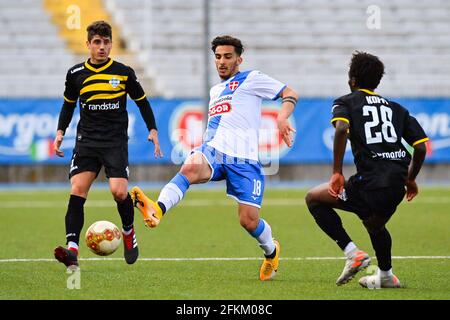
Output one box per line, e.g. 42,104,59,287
229,81,239,91
209,103,231,117
109,78,120,88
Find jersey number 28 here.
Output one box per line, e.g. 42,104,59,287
363,105,398,144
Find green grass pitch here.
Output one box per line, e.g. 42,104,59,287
0,187,449,300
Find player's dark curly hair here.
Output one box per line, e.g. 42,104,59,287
87,21,112,41
349,51,385,89
211,35,244,56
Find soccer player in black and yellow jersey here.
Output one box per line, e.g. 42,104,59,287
53,21,162,268
305,52,428,288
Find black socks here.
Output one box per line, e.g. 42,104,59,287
369,227,392,271
65,194,86,245
307,202,352,251
116,193,134,232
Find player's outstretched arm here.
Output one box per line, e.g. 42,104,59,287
134,97,162,158
56,68,79,158
277,86,298,147
54,99,77,157
329,120,349,198
147,128,163,158
127,65,162,158
54,130,65,157
406,142,427,201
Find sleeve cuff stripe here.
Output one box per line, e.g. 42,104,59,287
331,117,350,124
272,85,287,100
413,137,429,146
64,96,76,103
133,94,146,101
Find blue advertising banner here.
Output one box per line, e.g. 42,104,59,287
0,97,448,165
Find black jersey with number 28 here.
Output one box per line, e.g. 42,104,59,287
331,89,429,189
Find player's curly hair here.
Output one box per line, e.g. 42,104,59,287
349,51,385,89
211,35,244,56
87,21,112,41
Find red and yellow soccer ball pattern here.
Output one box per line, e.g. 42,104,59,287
85,221,121,256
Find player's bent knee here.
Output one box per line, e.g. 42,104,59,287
240,218,258,232
366,225,387,235
239,209,259,232
363,216,388,234
70,186,88,198
180,164,208,184
111,189,128,202
305,189,318,208
179,165,196,182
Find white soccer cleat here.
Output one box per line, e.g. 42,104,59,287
359,273,401,289
336,250,371,286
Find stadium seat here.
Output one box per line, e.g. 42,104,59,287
0,0,74,97
0,0,449,98
103,0,450,98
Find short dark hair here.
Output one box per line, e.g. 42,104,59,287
87,21,112,42
211,35,244,56
348,51,385,89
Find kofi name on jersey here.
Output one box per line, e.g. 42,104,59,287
209,95,233,117
366,95,389,105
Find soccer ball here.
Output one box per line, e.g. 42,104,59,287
85,221,121,256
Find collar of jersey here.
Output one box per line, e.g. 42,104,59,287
221,71,241,83
358,88,377,95
84,58,113,73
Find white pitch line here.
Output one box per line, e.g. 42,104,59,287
0,197,449,208
0,256,449,263
0,199,304,208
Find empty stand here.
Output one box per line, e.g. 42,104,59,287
0,0,74,97
0,0,449,98
107,0,450,98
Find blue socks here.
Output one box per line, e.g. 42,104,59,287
249,219,276,256
157,173,191,213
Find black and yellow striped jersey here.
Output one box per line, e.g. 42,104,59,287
331,89,429,189
63,58,147,147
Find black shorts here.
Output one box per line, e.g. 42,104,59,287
338,174,406,220
69,145,129,179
